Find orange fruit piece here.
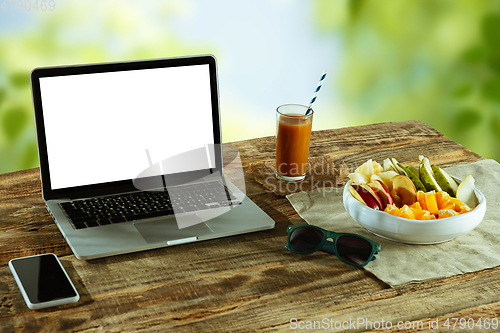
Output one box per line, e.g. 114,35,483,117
412,209,427,220
424,211,437,220
384,204,400,216
436,191,451,210
449,197,468,213
409,201,422,210
425,191,439,215
438,209,459,218
414,210,434,220
399,205,416,219
449,197,465,205
407,202,425,219
458,205,473,214
440,202,456,211
416,191,427,210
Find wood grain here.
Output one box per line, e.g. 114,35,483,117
1,120,497,332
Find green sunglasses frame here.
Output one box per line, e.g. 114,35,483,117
285,225,381,267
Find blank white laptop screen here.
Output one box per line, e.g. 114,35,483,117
39,64,215,190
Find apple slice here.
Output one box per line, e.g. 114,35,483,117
376,171,398,190
392,175,417,206
360,184,384,210
370,173,383,183
390,189,403,207
368,179,396,209
349,185,367,205
349,185,382,210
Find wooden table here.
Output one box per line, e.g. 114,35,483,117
1,120,499,332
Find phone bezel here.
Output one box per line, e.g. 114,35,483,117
9,253,80,310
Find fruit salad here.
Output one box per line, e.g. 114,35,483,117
347,156,477,220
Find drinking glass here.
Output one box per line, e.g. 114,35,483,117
275,104,313,181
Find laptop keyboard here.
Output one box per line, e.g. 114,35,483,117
60,181,241,230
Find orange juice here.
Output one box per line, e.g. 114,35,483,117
275,106,313,181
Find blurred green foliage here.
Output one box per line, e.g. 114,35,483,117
315,0,500,162
0,1,214,174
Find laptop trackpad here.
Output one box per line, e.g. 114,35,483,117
134,215,213,244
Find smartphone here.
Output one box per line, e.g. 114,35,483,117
9,253,80,310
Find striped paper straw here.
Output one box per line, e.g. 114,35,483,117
306,70,327,115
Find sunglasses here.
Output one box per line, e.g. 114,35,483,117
285,225,381,267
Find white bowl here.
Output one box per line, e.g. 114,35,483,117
343,178,487,244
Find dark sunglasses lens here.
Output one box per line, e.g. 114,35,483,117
336,235,373,265
289,227,323,253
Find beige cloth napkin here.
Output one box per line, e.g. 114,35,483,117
286,159,500,287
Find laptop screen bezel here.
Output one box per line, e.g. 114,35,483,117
31,55,222,200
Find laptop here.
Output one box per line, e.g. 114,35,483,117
31,55,275,260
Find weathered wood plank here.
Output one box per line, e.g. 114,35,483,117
369,300,500,332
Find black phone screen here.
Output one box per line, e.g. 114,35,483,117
10,254,77,303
